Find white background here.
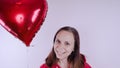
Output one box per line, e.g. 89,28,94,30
0,0,120,68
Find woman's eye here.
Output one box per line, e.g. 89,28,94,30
55,39,60,44
65,42,70,46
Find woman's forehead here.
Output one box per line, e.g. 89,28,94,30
56,30,74,42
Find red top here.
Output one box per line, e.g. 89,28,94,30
40,62,91,68
40,54,91,68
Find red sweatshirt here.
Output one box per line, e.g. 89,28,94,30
40,62,91,68
40,54,91,68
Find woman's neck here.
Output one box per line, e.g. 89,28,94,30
58,58,68,68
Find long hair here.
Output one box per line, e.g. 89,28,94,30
45,26,85,68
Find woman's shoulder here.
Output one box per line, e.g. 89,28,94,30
40,63,49,68
80,54,91,68
84,62,91,68
40,63,60,68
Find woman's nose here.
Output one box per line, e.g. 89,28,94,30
57,45,65,52
57,44,64,49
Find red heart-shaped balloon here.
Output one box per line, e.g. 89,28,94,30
0,0,48,46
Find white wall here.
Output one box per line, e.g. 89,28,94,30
0,0,120,68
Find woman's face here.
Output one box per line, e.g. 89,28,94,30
54,30,75,60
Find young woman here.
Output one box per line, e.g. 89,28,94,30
40,26,91,68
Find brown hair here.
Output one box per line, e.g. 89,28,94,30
45,26,85,68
